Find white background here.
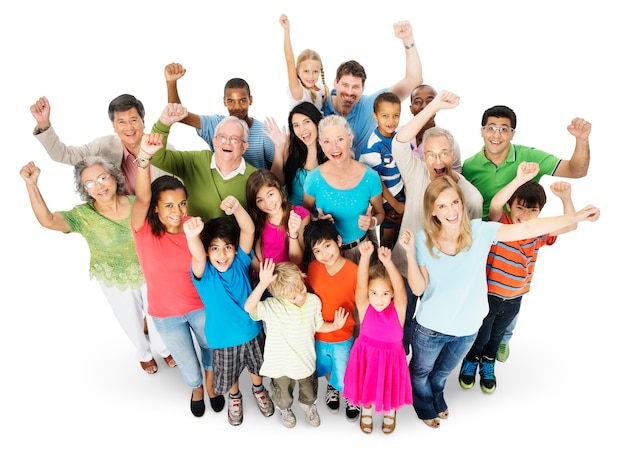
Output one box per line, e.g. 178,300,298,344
2,1,623,458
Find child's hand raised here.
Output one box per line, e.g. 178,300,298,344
220,196,241,215
516,161,540,183
183,216,204,237
358,240,375,257
378,246,392,264
288,210,302,236
258,258,277,286
550,181,572,200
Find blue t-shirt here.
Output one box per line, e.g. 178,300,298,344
415,219,501,337
192,248,261,349
322,88,388,159
304,166,382,243
359,128,403,200
197,114,275,170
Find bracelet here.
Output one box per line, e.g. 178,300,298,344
404,42,415,50
288,232,299,240
137,162,150,170
369,216,378,229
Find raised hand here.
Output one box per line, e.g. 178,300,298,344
567,117,591,141
516,161,540,183
398,228,415,254
30,96,51,127
332,307,349,330
358,204,374,231
434,90,460,111
378,246,392,264
279,13,290,29
393,20,413,41
140,133,164,158
358,240,375,258
183,216,204,237
550,181,572,200
159,103,188,127
288,210,302,236
263,116,287,149
258,258,277,286
164,62,186,82
220,196,241,216
20,161,41,185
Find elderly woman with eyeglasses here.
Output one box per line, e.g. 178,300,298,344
19,156,173,375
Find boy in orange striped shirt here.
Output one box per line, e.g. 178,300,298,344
458,162,578,393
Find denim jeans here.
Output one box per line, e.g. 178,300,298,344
467,295,522,360
409,322,477,420
315,337,354,391
152,308,212,389
403,276,421,355
501,312,519,345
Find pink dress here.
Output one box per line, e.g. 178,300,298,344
343,302,412,412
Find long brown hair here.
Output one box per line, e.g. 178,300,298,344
423,176,472,257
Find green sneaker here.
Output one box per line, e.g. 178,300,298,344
496,343,510,363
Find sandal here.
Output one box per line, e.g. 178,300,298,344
423,418,440,429
164,355,177,368
360,409,373,434
140,358,158,374
438,409,449,420
382,411,396,434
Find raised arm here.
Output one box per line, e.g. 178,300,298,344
395,91,459,143
183,216,209,279
548,181,577,235
496,204,600,242
279,14,304,102
553,118,591,178
20,161,71,233
387,20,423,101
164,63,202,129
397,228,427,296
245,258,277,316
130,133,164,231
355,241,375,314
378,246,407,322
221,196,255,254
264,116,288,184
488,161,540,221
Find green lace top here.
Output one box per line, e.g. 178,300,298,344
60,196,143,291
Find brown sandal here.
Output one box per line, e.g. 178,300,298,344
164,355,177,368
360,411,373,434
382,411,396,434
140,358,158,374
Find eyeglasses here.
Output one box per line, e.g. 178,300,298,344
215,135,245,146
425,151,450,161
483,125,513,135
83,174,111,190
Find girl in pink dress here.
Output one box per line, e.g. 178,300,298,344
343,241,412,434
246,169,311,276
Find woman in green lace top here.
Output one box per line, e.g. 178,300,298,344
20,156,173,374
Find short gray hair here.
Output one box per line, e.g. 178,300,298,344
73,156,125,201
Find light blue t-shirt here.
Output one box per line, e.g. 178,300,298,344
197,114,275,170
415,219,501,337
322,88,388,159
192,248,261,349
304,166,382,243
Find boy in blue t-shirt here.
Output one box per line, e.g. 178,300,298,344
184,195,274,426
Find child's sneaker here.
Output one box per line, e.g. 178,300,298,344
280,407,296,428
459,357,479,389
496,343,510,362
345,398,360,422
299,401,321,427
479,358,497,393
325,384,340,413
227,394,243,426
252,387,275,417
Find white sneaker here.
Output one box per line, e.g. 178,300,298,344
299,401,321,427
280,407,296,428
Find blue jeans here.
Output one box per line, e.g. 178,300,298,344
409,322,477,420
501,313,519,345
152,309,213,389
403,276,421,355
467,295,522,360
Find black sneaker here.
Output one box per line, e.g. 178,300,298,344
459,358,479,389
325,384,340,413
345,398,360,422
479,358,497,393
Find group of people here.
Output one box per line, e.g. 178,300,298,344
23,14,600,435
